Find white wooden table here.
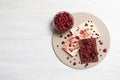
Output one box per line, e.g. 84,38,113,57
0,0,120,80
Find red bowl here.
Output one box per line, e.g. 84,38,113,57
53,11,74,32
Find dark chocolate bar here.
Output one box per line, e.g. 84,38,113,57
79,38,99,64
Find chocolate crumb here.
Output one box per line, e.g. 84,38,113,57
99,40,101,42
57,45,59,47
85,23,88,26
100,55,102,57
64,37,67,39
84,63,88,67
75,55,77,57
61,41,65,44
91,25,93,27
60,35,63,38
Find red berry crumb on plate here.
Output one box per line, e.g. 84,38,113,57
103,48,107,53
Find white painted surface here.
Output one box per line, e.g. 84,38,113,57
0,0,119,80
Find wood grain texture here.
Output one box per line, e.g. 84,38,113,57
0,0,120,80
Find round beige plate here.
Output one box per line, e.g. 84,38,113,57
52,12,110,69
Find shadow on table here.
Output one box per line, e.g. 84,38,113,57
49,21,55,34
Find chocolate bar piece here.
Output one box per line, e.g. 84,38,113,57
70,20,101,39
79,38,98,64
63,36,80,56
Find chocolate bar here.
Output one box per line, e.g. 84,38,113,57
70,20,101,39
79,38,99,64
63,36,80,56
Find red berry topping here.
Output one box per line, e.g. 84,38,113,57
67,34,71,37
73,62,77,66
61,41,65,44
75,36,80,40
60,35,63,38
67,57,69,60
103,48,107,53
100,42,103,45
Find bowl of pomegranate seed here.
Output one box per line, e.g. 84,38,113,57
53,11,74,32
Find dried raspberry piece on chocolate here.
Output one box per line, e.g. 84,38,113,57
79,38,99,64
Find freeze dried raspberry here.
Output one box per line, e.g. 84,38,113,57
67,57,69,60
103,48,107,53
67,33,71,37
53,11,74,32
73,62,77,66
75,36,80,40
84,63,88,67
61,41,65,44
59,34,63,38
